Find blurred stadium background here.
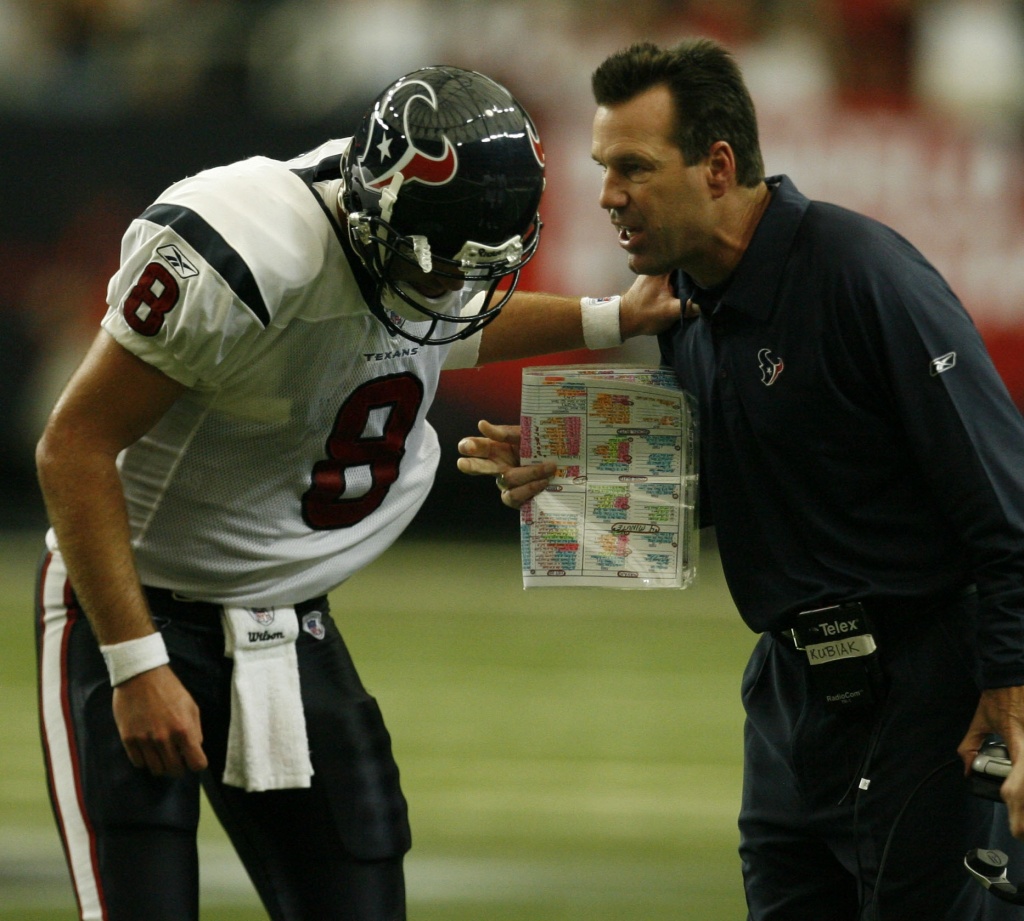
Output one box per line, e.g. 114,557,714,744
1,0,1023,917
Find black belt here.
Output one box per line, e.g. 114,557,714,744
773,585,977,651
144,586,328,624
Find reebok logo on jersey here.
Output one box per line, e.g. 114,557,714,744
758,348,784,386
157,243,199,279
930,352,956,376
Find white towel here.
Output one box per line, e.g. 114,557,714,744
220,605,313,792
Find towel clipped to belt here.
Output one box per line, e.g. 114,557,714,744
221,605,313,792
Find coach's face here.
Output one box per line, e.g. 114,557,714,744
592,84,716,280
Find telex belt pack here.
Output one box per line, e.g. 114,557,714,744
773,587,976,713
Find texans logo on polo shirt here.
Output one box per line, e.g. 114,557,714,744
758,348,785,387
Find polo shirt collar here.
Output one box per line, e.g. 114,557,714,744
683,175,809,322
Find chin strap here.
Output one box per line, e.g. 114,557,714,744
379,172,404,224
375,172,419,276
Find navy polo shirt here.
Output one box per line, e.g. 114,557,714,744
659,175,1024,687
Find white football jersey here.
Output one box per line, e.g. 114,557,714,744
86,139,476,605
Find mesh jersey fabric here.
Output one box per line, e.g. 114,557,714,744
70,139,475,605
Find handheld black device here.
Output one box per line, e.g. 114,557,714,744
965,737,1024,905
971,737,1012,801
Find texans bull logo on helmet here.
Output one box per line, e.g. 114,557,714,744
341,65,546,346
361,79,460,192
356,78,545,197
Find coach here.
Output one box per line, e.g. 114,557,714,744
459,39,1024,920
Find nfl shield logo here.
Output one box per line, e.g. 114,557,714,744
248,608,275,626
302,611,326,640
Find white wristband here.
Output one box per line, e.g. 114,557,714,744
580,296,623,350
100,632,170,687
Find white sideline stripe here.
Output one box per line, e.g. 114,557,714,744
416,788,737,820
1,832,694,908
37,551,104,920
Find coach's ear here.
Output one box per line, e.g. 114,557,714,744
704,140,737,198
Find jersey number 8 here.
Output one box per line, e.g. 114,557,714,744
302,373,424,529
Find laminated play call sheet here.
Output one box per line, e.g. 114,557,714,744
519,366,698,589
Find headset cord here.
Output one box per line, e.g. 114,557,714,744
849,706,888,915
866,756,961,921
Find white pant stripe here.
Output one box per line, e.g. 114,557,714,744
38,550,105,920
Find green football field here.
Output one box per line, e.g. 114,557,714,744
0,529,754,920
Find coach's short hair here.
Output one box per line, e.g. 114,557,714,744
591,39,765,188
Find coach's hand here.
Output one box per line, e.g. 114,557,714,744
113,665,208,777
457,420,555,509
960,684,1024,839
619,272,689,338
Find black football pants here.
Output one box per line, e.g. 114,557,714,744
36,548,411,921
739,591,1024,921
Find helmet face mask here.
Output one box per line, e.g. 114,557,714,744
342,66,545,345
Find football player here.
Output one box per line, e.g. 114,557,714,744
34,65,678,921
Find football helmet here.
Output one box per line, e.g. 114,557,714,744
341,66,545,345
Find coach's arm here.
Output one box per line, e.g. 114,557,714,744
452,272,680,367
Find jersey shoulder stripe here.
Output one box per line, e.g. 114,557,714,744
140,202,270,327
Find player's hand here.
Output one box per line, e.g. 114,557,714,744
959,685,1024,839
112,664,208,778
618,273,693,339
457,420,555,509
